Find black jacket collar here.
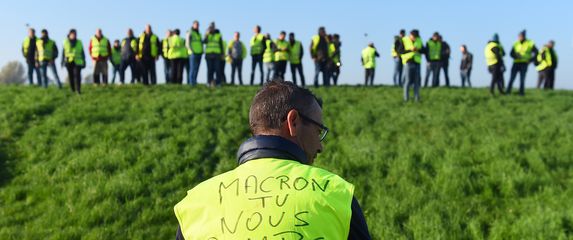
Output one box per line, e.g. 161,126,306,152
236,135,308,165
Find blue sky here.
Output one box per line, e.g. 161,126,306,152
3,0,572,89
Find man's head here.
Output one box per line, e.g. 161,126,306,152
68,29,77,40
174,29,180,36
113,39,120,48
318,26,326,36
234,32,240,41
432,32,439,41
460,44,467,53
289,32,295,42
409,29,419,41
127,28,134,37
249,80,325,164
518,30,526,41
548,40,555,48
145,24,152,35
399,29,406,37
333,34,340,42
28,28,35,37
95,28,103,38
368,42,375,48
165,29,172,38
41,29,48,38
278,31,286,41
192,21,199,30
254,25,261,34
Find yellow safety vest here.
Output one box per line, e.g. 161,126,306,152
168,35,188,59
485,42,504,66
22,37,36,57
174,158,354,240
401,37,423,65
426,40,442,61
227,40,247,59
536,47,557,72
391,43,398,58
250,33,265,56
63,39,85,65
188,30,203,55
121,38,138,53
263,40,274,63
138,33,159,58
162,39,169,59
205,33,222,54
274,39,290,61
90,36,110,58
362,46,376,69
111,47,121,65
329,43,341,65
289,40,302,64
36,38,56,61
513,39,535,63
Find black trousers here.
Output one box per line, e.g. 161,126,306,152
170,58,186,84
120,58,138,84
250,55,264,85
488,64,505,95
365,68,375,86
290,63,305,87
66,63,82,94
274,60,287,80
541,68,555,89
442,60,450,87
140,58,157,85
231,59,243,85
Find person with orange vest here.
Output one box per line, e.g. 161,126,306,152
89,28,112,85
137,24,160,85
173,80,371,240
22,28,41,86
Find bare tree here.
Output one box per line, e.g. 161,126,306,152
0,61,26,84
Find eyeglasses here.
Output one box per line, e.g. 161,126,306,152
298,112,329,142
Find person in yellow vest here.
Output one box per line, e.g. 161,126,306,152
61,29,85,94
89,28,111,85
186,21,203,86
22,28,41,86
263,33,275,82
507,30,538,95
119,29,139,84
328,34,341,86
424,32,442,88
250,25,265,85
310,26,331,87
173,80,371,240
273,31,290,80
392,29,406,86
228,32,247,85
137,24,160,85
400,29,423,102
288,32,305,87
484,33,506,95
37,29,62,89
168,29,189,84
361,42,379,86
204,22,224,86
162,30,172,84
536,40,558,89
110,40,121,84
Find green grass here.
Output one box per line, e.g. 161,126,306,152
1,85,572,239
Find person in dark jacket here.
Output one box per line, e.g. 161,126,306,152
507,30,538,95
439,35,451,87
119,29,139,84
138,24,161,85
460,44,473,88
485,33,505,95
310,26,331,87
22,28,41,86
37,29,62,89
174,80,371,240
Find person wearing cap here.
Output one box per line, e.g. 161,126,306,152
424,32,442,87
36,29,62,88
536,40,558,89
361,42,379,86
392,29,406,87
484,33,506,95
400,29,424,102
173,80,371,240
89,28,112,85
22,28,42,86
459,45,473,88
507,30,538,95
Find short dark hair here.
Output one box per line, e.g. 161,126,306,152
174,29,180,35
399,29,406,35
249,80,322,135
255,25,261,32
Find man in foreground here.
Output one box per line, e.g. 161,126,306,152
174,80,371,239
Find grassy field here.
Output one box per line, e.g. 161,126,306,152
1,85,572,239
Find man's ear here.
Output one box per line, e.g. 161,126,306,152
286,109,299,137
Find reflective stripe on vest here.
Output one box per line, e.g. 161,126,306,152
513,40,535,63
63,39,84,65
289,41,302,64
90,36,109,58
426,40,442,61
37,39,55,61
400,37,423,65
362,46,376,69
263,40,274,63
205,33,222,54
250,33,265,55
485,42,503,66
138,34,159,58
188,30,203,55
174,158,354,240
168,36,188,59
274,39,289,61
